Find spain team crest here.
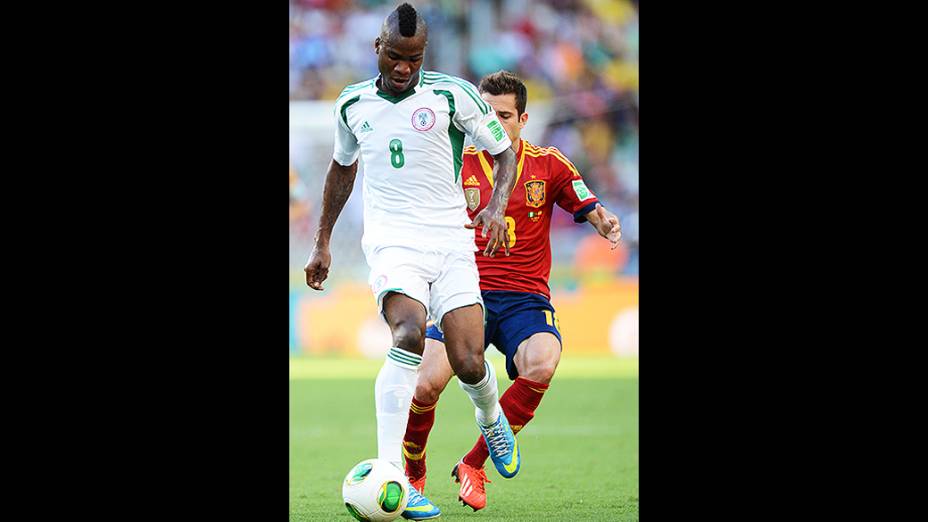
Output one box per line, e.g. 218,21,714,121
524,180,546,208
465,188,481,211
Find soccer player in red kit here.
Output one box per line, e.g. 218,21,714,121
401,70,622,511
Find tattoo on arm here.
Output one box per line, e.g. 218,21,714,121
488,147,517,212
315,159,358,246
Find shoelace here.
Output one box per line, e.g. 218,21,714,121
473,468,491,491
483,420,511,456
407,482,427,505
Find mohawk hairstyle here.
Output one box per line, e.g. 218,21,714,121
396,3,418,37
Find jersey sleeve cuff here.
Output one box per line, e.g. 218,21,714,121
484,135,513,156
332,151,359,167
573,200,600,223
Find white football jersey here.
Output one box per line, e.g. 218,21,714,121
332,69,512,254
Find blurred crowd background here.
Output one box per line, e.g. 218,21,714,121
290,0,638,356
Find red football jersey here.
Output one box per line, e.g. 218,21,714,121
462,139,600,298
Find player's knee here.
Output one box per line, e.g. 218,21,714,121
519,346,559,384
452,353,486,385
392,321,424,353
414,379,443,404
522,360,557,384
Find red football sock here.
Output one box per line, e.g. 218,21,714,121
462,377,549,469
403,397,437,478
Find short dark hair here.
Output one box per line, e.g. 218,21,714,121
478,70,527,115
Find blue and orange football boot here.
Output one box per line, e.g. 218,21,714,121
401,480,441,520
451,460,491,511
479,411,520,478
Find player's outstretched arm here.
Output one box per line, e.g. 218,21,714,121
585,203,622,250
304,159,359,290
467,147,517,257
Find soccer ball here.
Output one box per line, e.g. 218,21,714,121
342,458,410,521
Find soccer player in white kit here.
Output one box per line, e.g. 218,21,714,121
303,4,520,519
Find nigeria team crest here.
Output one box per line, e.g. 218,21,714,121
372,274,388,293
411,107,435,131
465,188,481,211
524,180,546,208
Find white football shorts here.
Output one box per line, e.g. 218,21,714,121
365,245,482,331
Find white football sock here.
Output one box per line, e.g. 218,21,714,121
458,360,501,426
375,347,421,469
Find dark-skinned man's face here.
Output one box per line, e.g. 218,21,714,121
374,33,426,95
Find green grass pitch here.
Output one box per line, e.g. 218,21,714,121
289,356,638,521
